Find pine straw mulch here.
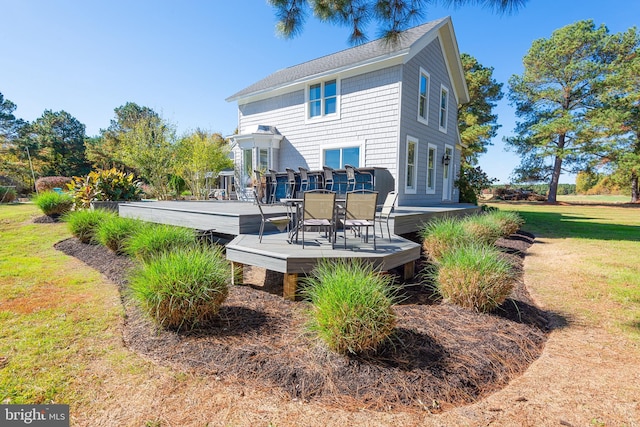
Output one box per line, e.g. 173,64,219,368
54,229,551,413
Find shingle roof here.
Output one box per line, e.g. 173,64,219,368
226,17,448,102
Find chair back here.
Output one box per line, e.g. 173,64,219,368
253,189,265,216
380,190,398,217
303,189,335,221
345,190,377,221
298,167,309,181
286,168,296,183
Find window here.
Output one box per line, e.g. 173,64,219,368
258,148,268,171
427,144,436,194
308,79,337,119
418,68,430,124
405,137,417,193
323,146,359,169
439,85,449,132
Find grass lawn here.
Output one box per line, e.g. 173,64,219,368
1,201,638,425
485,200,640,340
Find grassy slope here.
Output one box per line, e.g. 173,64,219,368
486,201,640,339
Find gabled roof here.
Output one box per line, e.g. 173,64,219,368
226,16,469,105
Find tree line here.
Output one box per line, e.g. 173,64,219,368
0,99,233,200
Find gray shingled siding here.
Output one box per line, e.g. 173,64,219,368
237,66,402,176
397,38,460,206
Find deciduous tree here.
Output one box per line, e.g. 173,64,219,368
174,130,234,200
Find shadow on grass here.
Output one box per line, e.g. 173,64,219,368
517,210,640,242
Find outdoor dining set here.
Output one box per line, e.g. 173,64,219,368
253,166,398,250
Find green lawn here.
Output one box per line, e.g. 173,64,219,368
485,200,640,339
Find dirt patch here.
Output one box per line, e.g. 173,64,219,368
55,231,551,413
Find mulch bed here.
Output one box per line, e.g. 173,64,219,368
54,230,550,413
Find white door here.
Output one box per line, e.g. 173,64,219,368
442,145,453,201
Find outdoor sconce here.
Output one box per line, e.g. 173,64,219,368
442,153,451,166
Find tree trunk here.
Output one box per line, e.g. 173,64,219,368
631,171,639,203
548,134,566,203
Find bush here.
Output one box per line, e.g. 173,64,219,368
64,209,115,244
128,246,230,330
462,214,504,245
33,191,73,217
486,210,524,237
420,216,474,262
433,243,515,313
125,224,196,262
68,168,143,209
0,186,17,203
302,259,398,355
96,215,144,254
35,176,72,193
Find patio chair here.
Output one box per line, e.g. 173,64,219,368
268,169,280,203
375,190,398,241
345,164,357,192
300,189,336,249
298,167,310,192
253,170,264,203
285,168,297,198
322,166,335,192
339,190,378,250
254,190,291,243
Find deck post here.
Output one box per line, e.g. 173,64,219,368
232,262,244,285
403,260,415,280
283,273,298,301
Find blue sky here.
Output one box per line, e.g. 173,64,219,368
2,0,638,183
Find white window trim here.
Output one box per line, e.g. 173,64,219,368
417,67,430,126
439,85,449,133
405,136,418,194
319,140,365,169
426,143,437,194
305,78,341,124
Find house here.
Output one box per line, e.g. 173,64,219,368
226,16,469,206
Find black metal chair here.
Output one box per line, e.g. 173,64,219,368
298,167,310,192
268,169,279,203
345,164,357,192
285,168,297,198
322,166,335,192
254,190,291,243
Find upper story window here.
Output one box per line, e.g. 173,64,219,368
308,79,337,119
418,68,430,125
405,136,418,194
439,85,449,132
427,144,436,194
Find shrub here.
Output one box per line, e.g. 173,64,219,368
96,215,144,254
0,186,17,203
433,243,515,313
128,246,230,330
125,224,196,262
64,209,115,244
68,168,143,209
302,259,398,355
486,210,524,237
33,191,73,217
35,176,72,193
420,216,474,262
462,214,504,245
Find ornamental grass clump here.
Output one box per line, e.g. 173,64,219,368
462,213,504,245
64,209,115,244
95,215,144,254
303,259,398,355
433,243,515,313
128,246,230,331
33,191,73,217
486,210,525,237
420,216,475,262
125,224,196,262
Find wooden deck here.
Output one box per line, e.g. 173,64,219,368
119,200,479,299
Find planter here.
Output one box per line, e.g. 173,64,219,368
90,201,121,212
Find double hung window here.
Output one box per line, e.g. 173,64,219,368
309,79,337,118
